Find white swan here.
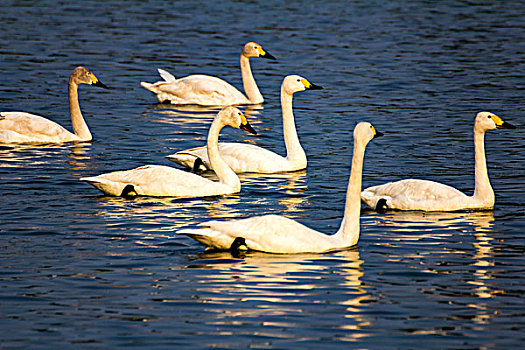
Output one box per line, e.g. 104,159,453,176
178,122,383,254
0,67,108,144
166,75,323,173
361,112,516,212
80,107,257,197
140,42,275,106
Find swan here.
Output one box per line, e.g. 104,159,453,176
0,67,108,144
80,106,257,197
178,122,383,254
140,42,275,106
166,75,323,173
361,112,516,212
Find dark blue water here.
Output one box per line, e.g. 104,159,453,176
1,1,524,348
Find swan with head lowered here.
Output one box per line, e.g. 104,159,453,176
178,122,383,254
361,112,516,212
80,107,257,197
140,42,275,106
166,75,323,173
0,66,108,144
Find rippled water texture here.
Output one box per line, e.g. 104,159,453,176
1,1,524,349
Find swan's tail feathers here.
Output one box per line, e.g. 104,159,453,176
166,152,207,172
158,68,177,83
140,81,157,92
80,176,125,197
178,225,233,251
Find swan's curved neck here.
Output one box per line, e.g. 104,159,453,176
281,88,306,164
240,55,263,104
472,129,494,203
68,79,92,141
334,138,366,246
207,121,240,191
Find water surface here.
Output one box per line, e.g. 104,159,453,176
1,1,524,349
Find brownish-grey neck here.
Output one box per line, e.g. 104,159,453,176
68,78,92,141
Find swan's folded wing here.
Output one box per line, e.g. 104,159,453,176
362,179,468,210
181,215,331,253
82,164,233,197
0,112,72,139
168,142,295,173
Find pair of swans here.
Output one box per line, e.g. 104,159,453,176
179,122,383,254
180,111,515,254
0,67,108,144
166,75,323,173
141,42,275,106
361,112,515,212
81,107,257,197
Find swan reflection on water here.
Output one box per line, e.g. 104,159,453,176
178,248,371,340
148,103,263,124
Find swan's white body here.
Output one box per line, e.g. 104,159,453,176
81,107,257,197
179,122,382,254
0,67,107,144
167,75,322,173
361,112,515,212
141,42,275,106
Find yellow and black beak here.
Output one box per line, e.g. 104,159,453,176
496,120,516,129
258,47,276,60
301,78,323,91
372,126,384,138
239,114,257,135
90,72,109,89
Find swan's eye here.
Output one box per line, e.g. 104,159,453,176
488,115,492,119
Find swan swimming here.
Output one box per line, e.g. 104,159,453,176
140,42,275,106
166,75,323,173
361,112,516,212
178,122,383,254
0,66,108,144
80,107,257,197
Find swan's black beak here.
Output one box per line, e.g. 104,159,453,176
496,121,516,129
374,130,384,138
90,72,109,89
93,80,109,89
240,121,257,135
261,51,276,60
306,83,323,90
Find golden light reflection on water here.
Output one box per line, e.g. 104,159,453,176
367,211,495,244
181,249,372,342
367,210,502,328
149,104,263,125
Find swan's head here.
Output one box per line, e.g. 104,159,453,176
354,122,383,145
242,42,276,60
282,75,323,95
217,106,257,135
474,111,515,133
71,66,108,89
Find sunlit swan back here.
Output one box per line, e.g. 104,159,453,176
361,112,516,212
167,75,323,173
140,42,275,106
0,67,108,144
178,122,383,254
80,107,257,197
